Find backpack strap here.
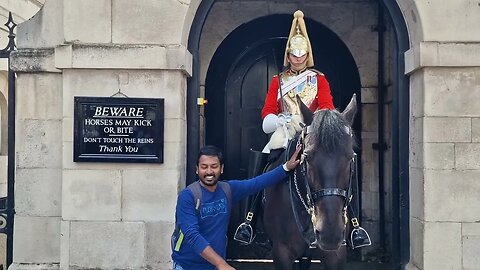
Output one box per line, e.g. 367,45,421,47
186,181,202,212
172,181,232,252
217,181,232,215
172,181,202,252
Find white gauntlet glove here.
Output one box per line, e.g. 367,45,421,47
262,113,292,134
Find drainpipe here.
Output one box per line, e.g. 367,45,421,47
3,12,16,268
373,3,387,255
6,57,15,269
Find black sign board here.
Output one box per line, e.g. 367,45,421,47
74,97,164,163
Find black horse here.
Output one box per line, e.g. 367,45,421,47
263,95,357,270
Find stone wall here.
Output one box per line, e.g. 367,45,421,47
402,1,480,269
5,0,480,270
10,0,192,269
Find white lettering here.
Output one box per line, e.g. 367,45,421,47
104,127,115,133
84,137,101,143
94,107,103,116
134,119,152,126
93,106,145,117
102,137,123,143
116,127,134,134
125,146,138,153
99,145,123,153
137,138,154,144
115,119,131,126
85,119,113,126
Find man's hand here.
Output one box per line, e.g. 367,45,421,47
284,146,301,171
217,264,236,270
200,246,236,270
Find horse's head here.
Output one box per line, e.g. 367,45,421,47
297,94,357,251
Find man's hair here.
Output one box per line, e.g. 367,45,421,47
197,145,224,165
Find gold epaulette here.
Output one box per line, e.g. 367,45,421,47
274,71,287,79
310,68,325,77
309,68,325,76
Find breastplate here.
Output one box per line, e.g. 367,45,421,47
280,71,317,115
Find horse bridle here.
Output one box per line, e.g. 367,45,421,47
292,124,355,236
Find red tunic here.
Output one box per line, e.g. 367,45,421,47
261,71,335,119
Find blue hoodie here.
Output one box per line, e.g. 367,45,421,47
171,165,288,269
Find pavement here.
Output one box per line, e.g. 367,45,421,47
228,261,393,270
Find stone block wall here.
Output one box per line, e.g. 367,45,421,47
406,42,480,269
10,0,193,269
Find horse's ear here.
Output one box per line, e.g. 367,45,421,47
341,94,357,125
296,95,313,125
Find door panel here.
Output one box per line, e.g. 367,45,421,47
224,40,284,181
223,39,285,259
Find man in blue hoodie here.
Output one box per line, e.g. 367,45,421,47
171,145,300,270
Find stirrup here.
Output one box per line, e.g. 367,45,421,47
350,226,372,249
234,222,254,245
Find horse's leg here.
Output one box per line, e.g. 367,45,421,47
321,246,347,270
272,243,298,270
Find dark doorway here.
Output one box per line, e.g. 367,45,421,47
204,15,362,259
188,1,410,268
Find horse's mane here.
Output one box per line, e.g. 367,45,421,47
309,109,355,155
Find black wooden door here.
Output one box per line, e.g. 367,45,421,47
223,38,285,180
222,38,286,259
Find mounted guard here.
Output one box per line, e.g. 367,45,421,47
234,10,371,250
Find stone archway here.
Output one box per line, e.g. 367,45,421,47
187,0,412,267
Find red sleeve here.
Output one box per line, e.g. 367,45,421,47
316,75,335,110
261,76,280,119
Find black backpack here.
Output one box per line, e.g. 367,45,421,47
171,181,232,252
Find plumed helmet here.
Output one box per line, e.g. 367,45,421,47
284,10,314,67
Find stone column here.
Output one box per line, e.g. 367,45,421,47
394,1,480,269
405,38,480,270
10,0,192,269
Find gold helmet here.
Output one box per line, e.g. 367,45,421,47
284,10,314,67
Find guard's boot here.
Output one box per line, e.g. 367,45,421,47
234,150,268,245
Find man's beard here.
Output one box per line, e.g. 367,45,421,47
200,174,218,186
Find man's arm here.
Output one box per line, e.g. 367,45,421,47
200,246,236,270
175,191,209,254
228,147,301,201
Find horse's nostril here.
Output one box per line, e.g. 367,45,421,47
316,230,344,251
